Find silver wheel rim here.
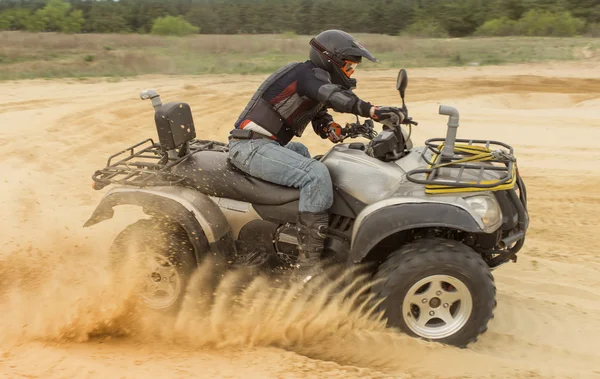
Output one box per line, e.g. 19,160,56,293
138,253,182,309
402,274,473,339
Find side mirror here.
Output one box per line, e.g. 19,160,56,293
396,69,408,100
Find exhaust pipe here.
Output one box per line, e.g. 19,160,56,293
439,105,459,157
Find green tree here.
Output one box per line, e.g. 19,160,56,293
0,0,599,37
22,11,47,32
0,8,31,30
518,9,586,36
60,8,82,32
413,0,488,37
86,0,129,33
475,16,519,35
567,0,600,23
185,4,219,34
293,0,318,35
21,0,83,33
41,0,72,30
151,15,199,36
120,0,179,33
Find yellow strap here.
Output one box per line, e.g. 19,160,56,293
428,143,495,169
430,152,494,169
425,183,516,194
424,166,517,194
423,143,515,194
432,143,492,154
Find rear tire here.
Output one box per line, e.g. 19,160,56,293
371,238,496,347
109,218,204,315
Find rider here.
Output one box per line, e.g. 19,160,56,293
228,29,405,278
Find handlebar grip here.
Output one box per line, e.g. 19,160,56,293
403,117,418,126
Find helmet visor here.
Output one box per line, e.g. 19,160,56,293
338,41,379,63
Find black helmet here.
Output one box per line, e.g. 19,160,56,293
309,29,379,89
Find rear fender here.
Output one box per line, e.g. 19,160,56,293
349,199,483,265
84,186,235,262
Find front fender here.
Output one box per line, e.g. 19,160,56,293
84,186,234,260
349,202,483,265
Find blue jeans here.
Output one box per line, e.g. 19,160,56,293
228,139,333,213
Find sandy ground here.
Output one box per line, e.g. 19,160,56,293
1,59,600,379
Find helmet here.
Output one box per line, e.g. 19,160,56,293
309,29,379,89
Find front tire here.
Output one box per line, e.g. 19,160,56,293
109,218,203,315
372,238,496,347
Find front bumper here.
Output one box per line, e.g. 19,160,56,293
481,172,529,268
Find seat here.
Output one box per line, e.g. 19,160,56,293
172,150,301,205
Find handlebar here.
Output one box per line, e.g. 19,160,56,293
340,119,377,141
339,114,418,142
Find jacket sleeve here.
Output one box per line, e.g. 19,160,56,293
297,66,373,118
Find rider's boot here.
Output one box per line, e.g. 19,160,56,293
294,211,329,282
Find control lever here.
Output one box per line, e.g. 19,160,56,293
404,117,418,126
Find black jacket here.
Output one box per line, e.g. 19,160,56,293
234,60,373,145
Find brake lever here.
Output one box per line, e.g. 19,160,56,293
403,117,418,126
339,121,375,142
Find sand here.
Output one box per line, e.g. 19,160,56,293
1,59,600,379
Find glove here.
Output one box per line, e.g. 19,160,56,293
326,122,343,143
370,106,406,125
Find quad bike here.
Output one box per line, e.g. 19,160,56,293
84,69,529,348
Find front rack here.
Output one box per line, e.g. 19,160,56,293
91,138,228,189
406,138,517,194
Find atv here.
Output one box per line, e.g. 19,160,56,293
84,69,529,348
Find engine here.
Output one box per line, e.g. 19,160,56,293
234,219,349,270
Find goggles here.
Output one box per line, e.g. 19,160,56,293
341,60,359,77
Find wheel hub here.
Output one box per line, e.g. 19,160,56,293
137,254,182,310
402,274,473,340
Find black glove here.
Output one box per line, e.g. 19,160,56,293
312,111,335,138
371,106,406,125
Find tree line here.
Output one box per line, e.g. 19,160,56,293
0,0,599,37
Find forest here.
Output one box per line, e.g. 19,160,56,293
0,0,599,37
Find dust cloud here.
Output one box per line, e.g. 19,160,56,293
0,227,428,372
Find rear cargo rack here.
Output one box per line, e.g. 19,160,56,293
91,138,228,189
406,138,517,194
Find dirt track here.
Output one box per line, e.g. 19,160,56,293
1,60,600,378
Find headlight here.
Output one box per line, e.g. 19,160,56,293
464,195,502,230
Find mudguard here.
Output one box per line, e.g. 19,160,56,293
84,186,235,262
349,200,483,265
